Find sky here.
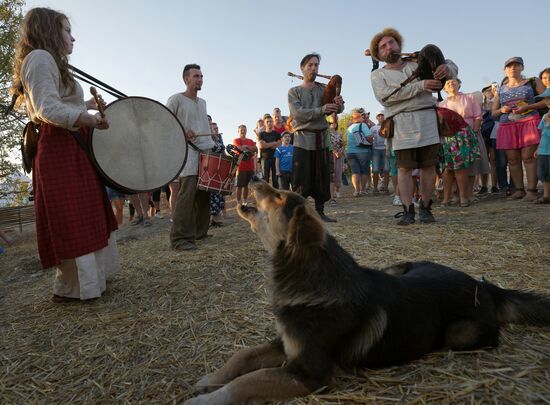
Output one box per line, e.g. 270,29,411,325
24,0,549,142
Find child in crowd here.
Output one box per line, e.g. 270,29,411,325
233,124,258,205
534,88,550,204
275,132,294,190
0,229,14,255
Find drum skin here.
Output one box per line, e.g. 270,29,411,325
197,152,236,195
91,97,188,193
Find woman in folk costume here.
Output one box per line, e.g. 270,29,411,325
10,8,119,303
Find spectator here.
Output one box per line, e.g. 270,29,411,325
0,229,14,255
371,111,390,194
440,78,490,202
275,132,294,190
258,115,282,187
273,110,286,134
209,122,226,227
129,193,152,226
492,57,545,201
106,187,126,225
329,115,345,201
233,124,258,205
345,110,373,196
151,186,170,219
540,68,550,88
534,88,550,204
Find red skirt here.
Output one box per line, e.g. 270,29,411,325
496,114,541,150
33,124,118,269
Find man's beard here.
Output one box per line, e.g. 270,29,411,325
385,51,401,64
304,72,317,82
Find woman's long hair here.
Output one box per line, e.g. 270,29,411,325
10,7,75,107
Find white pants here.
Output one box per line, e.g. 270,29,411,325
53,231,120,300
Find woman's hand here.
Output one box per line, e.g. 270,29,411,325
76,112,109,129
512,104,531,114
424,79,443,92
433,64,450,80
85,94,106,112
500,105,512,114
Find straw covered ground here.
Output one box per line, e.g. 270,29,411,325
1,187,549,404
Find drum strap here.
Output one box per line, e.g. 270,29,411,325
70,130,90,154
69,65,127,99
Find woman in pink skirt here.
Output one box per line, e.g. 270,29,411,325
492,57,545,200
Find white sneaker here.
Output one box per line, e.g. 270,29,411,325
336,192,341,198
155,211,164,219
393,195,402,206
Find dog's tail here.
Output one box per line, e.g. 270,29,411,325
485,282,550,325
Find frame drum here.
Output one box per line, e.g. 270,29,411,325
91,97,187,193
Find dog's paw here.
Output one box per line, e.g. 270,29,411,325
194,373,222,394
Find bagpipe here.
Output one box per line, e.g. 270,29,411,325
365,44,447,102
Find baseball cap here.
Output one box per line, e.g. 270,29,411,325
504,57,524,68
375,111,384,117
352,107,365,114
535,87,550,101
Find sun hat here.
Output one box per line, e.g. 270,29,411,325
504,57,524,68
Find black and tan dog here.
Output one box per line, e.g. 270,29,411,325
184,181,550,405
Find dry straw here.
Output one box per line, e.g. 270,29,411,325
1,191,549,404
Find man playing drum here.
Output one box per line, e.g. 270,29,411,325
166,64,214,251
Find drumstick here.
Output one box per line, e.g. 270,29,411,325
90,87,106,118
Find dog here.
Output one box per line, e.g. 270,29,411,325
184,180,550,405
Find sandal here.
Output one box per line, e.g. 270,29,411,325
143,218,152,227
459,201,470,207
523,189,539,202
508,189,526,200
131,215,144,225
534,197,550,204
329,199,337,207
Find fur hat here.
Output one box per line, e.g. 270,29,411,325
369,27,403,62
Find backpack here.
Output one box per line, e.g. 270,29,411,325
480,110,495,141
351,123,371,147
528,77,549,117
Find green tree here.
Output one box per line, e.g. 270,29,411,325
0,0,25,203
337,112,352,143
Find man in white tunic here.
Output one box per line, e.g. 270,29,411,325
370,28,457,225
167,64,214,251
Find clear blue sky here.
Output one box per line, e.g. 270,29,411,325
25,0,549,141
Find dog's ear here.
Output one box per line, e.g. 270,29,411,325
287,205,325,248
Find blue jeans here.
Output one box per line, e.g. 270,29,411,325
261,157,279,188
372,148,389,173
491,139,510,191
347,150,372,175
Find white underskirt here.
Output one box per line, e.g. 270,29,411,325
53,231,120,300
